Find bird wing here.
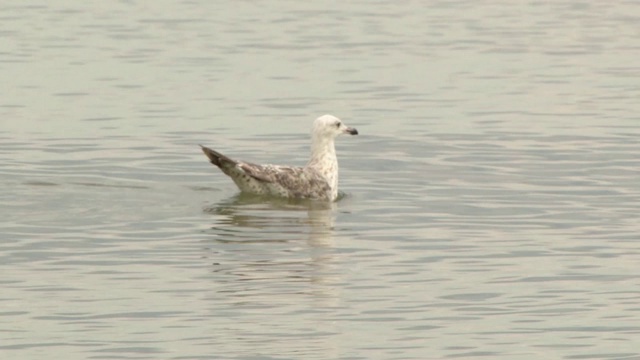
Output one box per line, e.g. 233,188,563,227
200,144,332,199
239,163,331,198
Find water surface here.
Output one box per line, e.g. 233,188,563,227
1,1,639,359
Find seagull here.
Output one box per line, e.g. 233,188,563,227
200,114,358,201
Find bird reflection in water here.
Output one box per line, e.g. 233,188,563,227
203,192,338,247
201,193,345,305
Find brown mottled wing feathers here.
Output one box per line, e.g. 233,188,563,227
200,144,332,199
240,163,331,198
238,163,274,182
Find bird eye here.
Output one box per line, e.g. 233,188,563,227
335,122,341,128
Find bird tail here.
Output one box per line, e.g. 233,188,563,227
199,145,236,168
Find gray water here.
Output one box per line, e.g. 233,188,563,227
1,1,639,359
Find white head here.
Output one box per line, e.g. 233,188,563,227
311,114,358,140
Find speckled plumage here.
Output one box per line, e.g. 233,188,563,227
200,114,358,201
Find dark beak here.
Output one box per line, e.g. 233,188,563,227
346,127,358,135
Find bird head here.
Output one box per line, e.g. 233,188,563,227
312,114,358,139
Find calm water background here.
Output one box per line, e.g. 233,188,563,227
1,1,639,359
